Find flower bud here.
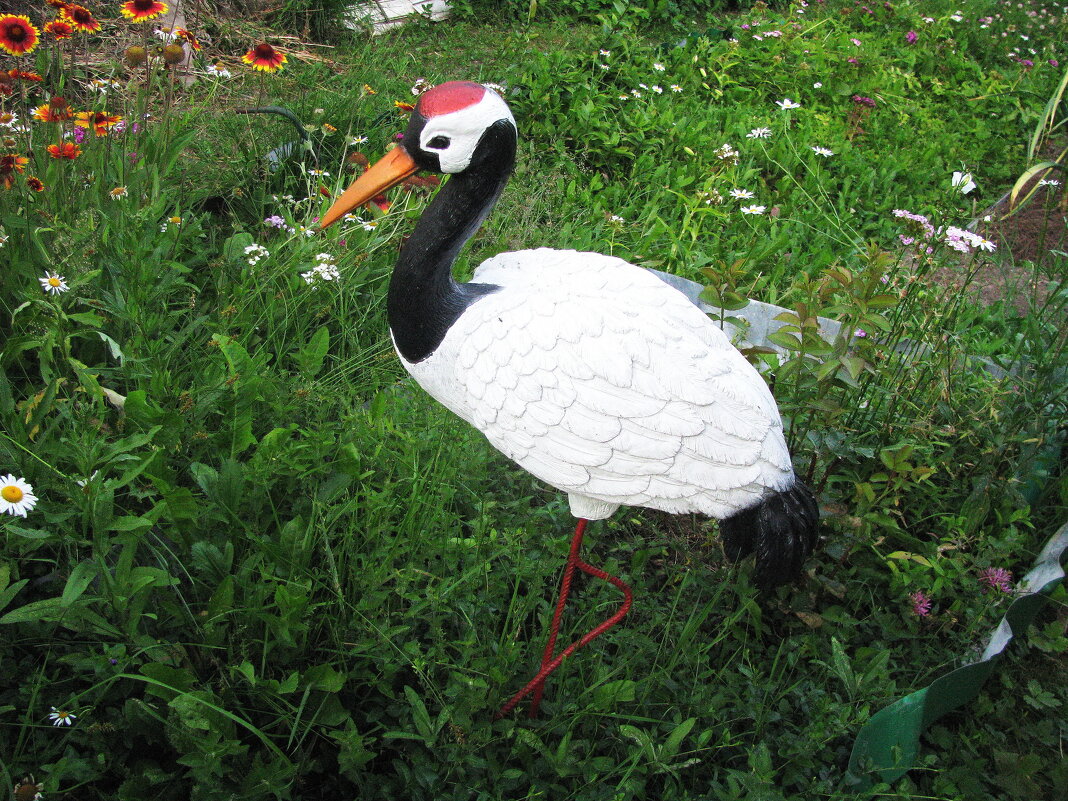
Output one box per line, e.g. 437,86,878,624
162,44,185,66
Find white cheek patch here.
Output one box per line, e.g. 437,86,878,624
419,90,515,173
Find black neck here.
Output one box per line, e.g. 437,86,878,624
387,120,516,363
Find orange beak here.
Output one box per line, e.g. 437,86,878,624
318,145,420,229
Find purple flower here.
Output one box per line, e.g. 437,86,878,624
73,127,86,144
909,591,932,617
979,567,1013,594
265,215,287,228
852,95,876,107
905,30,918,44
1049,59,1059,67
847,57,859,64
850,38,862,47
854,328,868,338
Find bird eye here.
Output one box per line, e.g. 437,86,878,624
426,135,450,150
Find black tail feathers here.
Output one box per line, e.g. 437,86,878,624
720,480,819,589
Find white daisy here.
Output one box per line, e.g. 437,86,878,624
776,98,801,110
670,85,682,93
811,146,835,156
747,127,771,139
730,188,755,199
653,62,665,71
39,272,69,295
109,186,128,201
741,205,767,215
1,474,37,517
48,707,76,726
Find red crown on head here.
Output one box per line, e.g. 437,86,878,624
416,81,487,118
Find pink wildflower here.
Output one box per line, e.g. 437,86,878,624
905,30,918,44
979,567,1013,594
909,591,932,617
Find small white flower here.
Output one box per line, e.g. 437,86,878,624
39,272,69,295
244,244,270,266
670,85,682,93
600,63,610,70
349,135,368,146
950,13,963,22
631,89,642,98
1,474,37,517
411,78,433,96
951,170,976,194
747,127,771,139
0,111,18,128
730,188,755,199
609,214,625,224
741,205,766,215
652,85,663,94
653,62,665,71
776,98,801,110
618,94,629,100
109,186,128,201
205,63,231,79
599,49,611,57
153,27,178,42
1038,178,1061,187
715,143,738,160
813,81,823,88
811,146,835,156
361,220,378,232
48,707,77,726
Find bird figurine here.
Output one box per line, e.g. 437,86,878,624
319,81,819,718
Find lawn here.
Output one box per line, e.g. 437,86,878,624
0,1,1066,799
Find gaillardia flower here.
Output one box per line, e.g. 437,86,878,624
0,15,39,56
242,42,286,73
33,97,74,122
120,0,169,22
26,175,44,192
74,111,122,136
44,19,75,39
60,5,100,33
47,142,81,159
0,153,28,188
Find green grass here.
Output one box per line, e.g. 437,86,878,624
1,1,1066,799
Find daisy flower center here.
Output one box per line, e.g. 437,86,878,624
2,484,23,502
48,276,61,287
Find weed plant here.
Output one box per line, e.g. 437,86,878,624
0,1,1065,799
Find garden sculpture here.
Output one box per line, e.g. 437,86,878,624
319,82,819,718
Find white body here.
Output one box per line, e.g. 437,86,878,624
399,249,795,520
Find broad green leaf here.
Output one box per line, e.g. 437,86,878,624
61,561,98,606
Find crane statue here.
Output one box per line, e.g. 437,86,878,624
319,82,819,718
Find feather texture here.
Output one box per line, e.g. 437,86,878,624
400,248,796,521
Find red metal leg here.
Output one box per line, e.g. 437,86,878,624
495,518,633,720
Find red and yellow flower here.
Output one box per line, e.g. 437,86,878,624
241,43,287,73
0,15,40,56
8,68,43,83
74,110,122,136
32,97,74,122
44,19,74,39
26,175,44,192
120,0,169,22
0,153,28,189
60,5,100,34
175,28,201,51
47,142,81,160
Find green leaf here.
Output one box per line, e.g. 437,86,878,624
0,596,64,624
109,515,153,532
662,717,696,760
403,685,435,743
294,325,331,377
303,664,346,693
767,331,802,351
61,561,98,606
